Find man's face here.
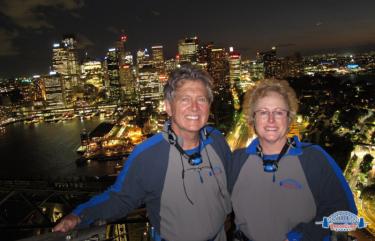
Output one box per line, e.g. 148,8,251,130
165,80,210,138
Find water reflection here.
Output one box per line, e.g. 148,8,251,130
0,117,119,179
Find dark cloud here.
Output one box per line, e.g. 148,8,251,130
76,33,94,49
151,10,161,16
0,29,19,56
276,43,297,48
0,0,374,77
0,0,85,29
106,26,120,35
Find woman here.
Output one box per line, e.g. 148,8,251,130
229,79,357,241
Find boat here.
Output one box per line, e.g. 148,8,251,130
76,145,87,154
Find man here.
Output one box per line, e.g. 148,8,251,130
53,65,232,241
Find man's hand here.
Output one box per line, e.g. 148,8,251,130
53,214,81,232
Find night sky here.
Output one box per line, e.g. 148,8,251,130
0,0,374,78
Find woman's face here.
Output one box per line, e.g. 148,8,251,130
253,91,290,147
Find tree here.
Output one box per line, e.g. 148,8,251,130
360,153,374,174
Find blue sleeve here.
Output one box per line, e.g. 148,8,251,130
72,147,147,226
289,145,357,241
72,134,165,227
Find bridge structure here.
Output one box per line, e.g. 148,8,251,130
0,177,149,241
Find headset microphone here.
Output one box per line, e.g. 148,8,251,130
186,152,203,166
257,139,292,174
263,159,279,173
167,123,203,166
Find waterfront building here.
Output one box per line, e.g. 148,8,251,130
42,72,64,109
17,77,36,106
14,76,46,108
32,75,46,106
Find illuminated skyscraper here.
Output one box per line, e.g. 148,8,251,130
229,50,241,86
178,36,199,64
105,48,121,102
16,78,35,106
51,35,80,106
207,47,233,134
258,46,280,78
138,65,162,108
137,64,162,124
81,60,105,89
248,60,264,81
116,35,128,64
32,75,46,106
151,45,165,72
104,35,137,103
116,35,135,96
137,49,152,69
197,42,214,71
279,53,303,78
208,47,229,89
43,72,64,109
164,58,177,74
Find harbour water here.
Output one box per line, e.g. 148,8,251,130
0,117,120,179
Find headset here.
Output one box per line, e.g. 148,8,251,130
167,122,225,204
167,123,208,166
256,138,296,173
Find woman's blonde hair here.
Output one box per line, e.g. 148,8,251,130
243,79,299,124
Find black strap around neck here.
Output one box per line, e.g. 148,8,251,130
257,140,290,165
274,141,290,165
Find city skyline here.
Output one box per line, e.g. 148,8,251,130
0,0,375,78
